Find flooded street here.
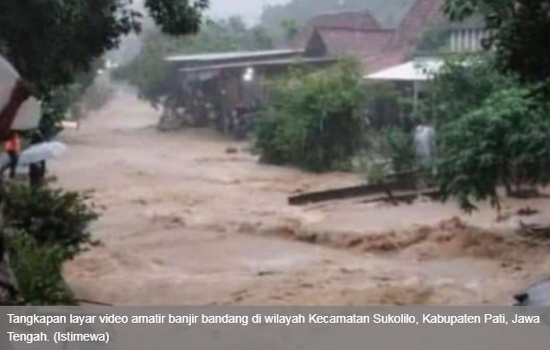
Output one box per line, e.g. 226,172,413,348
54,90,550,306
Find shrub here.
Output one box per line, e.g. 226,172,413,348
254,60,368,172
1,181,99,258
420,54,519,127
4,230,77,305
378,127,416,173
356,126,416,183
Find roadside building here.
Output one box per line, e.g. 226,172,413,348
161,0,446,134
160,49,335,134
288,0,444,74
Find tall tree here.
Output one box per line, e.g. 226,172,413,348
0,0,209,135
434,1,550,212
444,0,550,84
0,0,209,305
113,17,275,107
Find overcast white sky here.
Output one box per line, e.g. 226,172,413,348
206,0,290,24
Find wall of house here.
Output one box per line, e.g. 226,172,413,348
450,29,491,52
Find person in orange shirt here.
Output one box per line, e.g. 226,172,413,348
1,131,21,179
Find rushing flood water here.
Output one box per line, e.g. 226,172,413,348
53,89,550,306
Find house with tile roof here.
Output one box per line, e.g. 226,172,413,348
160,0,490,134
447,16,491,53
289,0,444,73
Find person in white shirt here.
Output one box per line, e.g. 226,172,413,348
414,118,436,190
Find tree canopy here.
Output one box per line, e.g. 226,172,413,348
0,0,209,134
420,54,518,127
444,0,550,84
113,16,274,106
422,1,550,212
437,85,550,212
254,60,369,172
422,53,550,212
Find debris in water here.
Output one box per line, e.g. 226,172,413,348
517,207,539,217
257,271,279,277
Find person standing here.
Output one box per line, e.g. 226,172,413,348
29,131,46,188
1,131,21,179
414,118,436,191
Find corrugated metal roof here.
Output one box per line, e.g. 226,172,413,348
165,49,301,63
179,57,336,74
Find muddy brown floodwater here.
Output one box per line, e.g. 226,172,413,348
54,89,550,306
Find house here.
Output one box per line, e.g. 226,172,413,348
160,0,447,133
160,49,336,133
288,0,444,74
365,13,491,127
447,16,491,53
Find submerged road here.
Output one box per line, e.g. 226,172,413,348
53,89,550,306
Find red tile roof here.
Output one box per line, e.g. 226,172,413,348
368,0,443,72
288,0,444,74
290,11,382,49
316,28,395,58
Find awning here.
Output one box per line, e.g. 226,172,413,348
365,59,443,82
179,57,336,74
0,55,19,111
166,49,302,63
0,54,42,134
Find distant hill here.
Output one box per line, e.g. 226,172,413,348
261,0,418,30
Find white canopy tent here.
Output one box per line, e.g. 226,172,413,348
366,59,443,81
366,59,443,114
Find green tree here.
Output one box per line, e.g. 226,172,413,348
113,17,274,106
0,0,209,135
433,2,550,212
420,54,518,127
437,87,550,212
5,231,77,305
0,0,208,305
2,182,99,259
254,60,368,172
416,19,451,54
281,19,299,41
443,0,550,85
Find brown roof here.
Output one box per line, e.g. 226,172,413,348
290,11,382,49
316,28,395,58
308,11,382,30
396,0,443,43
363,0,445,73
288,0,444,74
364,50,409,73
369,0,443,71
